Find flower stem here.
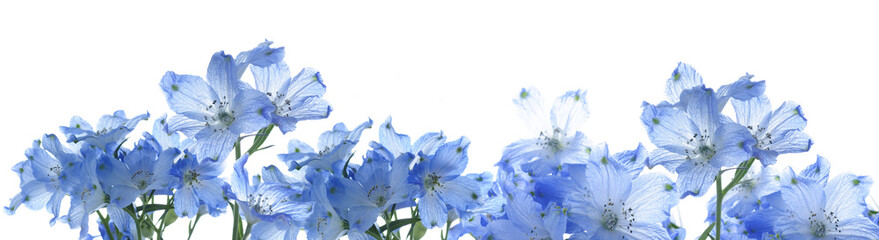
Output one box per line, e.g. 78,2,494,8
715,169,722,240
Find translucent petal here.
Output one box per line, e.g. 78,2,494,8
665,62,704,103
550,89,589,133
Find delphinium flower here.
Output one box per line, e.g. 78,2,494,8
250,59,331,134
228,153,313,239
410,136,482,228
60,110,149,151
565,159,679,239
499,88,590,176
641,87,754,198
484,189,566,240
304,172,347,240
731,95,812,166
708,164,780,220
763,172,879,239
6,134,81,225
447,173,501,240
279,119,372,172
169,152,227,218
96,139,179,207
58,148,106,239
160,43,282,161
379,116,447,158
325,143,418,234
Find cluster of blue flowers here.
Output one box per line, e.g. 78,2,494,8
6,43,879,240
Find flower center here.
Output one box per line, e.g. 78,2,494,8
131,170,155,189
423,173,442,191
183,170,200,185
537,128,567,153
367,184,392,207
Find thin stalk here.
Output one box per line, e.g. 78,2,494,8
187,213,202,240
715,170,722,240
97,210,116,240
243,223,253,240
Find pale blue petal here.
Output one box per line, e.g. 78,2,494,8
427,137,469,178
418,191,447,228
766,101,807,133
825,173,872,219
412,132,446,156
550,89,589,133
628,173,677,223
710,123,753,168
665,62,704,103
798,155,830,186
825,216,879,239
229,88,274,134
193,129,237,161
683,87,720,135
646,148,687,172
731,95,771,132
514,87,551,133
252,60,291,94
675,163,718,198
174,186,199,218
717,74,766,109
195,178,228,210
379,117,412,157
159,71,217,119
346,206,381,232
611,143,648,176
763,130,812,154
641,103,699,154
231,154,251,199
206,51,239,101
437,176,480,211
165,114,205,138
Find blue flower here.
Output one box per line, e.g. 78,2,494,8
326,143,418,232
379,116,447,158
279,119,372,172
485,189,566,240
169,152,227,218
59,110,149,151
709,164,780,219
6,134,79,225
251,60,331,134
731,95,812,166
58,148,106,239
96,140,179,207
160,43,281,161
566,160,678,240
500,88,590,176
411,137,482,228
586,142,648,177
641,87,754,198
230,153,313,222
765,173,879,239
303,172,347,240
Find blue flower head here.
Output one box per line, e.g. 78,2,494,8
96,139,179,207
485,189,566,240
731,95,812,166
6,134,80,226
58,147,107,239
279,119,372,172
169,151,227,218
641,87,754,198
664,62,765,111
251,60,331,134
765,172,879,239
228,153,313,238
60,110,149,151
566,160,678,240
160,42,283,161
411,137,482,228
379,116,447,158
500,87,590,176
325,142,418,232
304,172,347,240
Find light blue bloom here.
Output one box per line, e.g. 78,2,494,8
586,142,648,177
566,160,678,240
251,60,331,134
765,173,879,239
229,153,313,239
303,172,346,240
326,143,418,232
708,164,780,220
279,119,372,172
642,87,754,198
411,137,482,228
485,189,566,240
6,134,79,225
731,95,812,165
379,116,447,158
169,152,227,218
160,43,281,161
96,140,179,207
58,148,106,239
60,110,149,151
500,87,589,176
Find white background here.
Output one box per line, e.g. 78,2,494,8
1,1,878,239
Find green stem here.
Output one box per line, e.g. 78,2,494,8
97,210,116,240
243,222,253,240
715,169,722,240
697,158,756,240
187,213,202,240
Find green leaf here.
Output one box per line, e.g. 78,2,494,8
246,125,275,155
380,217,421,233
365,225,382,240
136,204,173,214
412,222,427,240
163,208,178,227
